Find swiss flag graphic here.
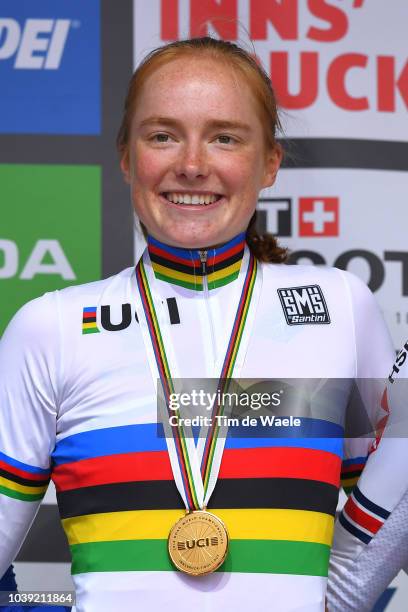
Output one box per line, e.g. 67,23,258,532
299,198,339,237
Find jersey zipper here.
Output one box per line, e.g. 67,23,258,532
198,250,217,367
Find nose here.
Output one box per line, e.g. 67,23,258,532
174,140,209,181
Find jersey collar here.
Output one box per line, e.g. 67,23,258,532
147,233,246,291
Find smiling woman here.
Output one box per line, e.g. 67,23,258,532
117,37,287,260
0,37,398,612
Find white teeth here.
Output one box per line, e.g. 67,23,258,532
164,193,221,205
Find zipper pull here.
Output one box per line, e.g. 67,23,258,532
198,250,207,276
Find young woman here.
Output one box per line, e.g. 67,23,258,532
0,38,399,611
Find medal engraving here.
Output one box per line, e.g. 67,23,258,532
168,511,228,576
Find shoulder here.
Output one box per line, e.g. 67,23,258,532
261,261,341,282
55,266,134,304
1,291,56,345
1,268,134,345
260,264,383,331
261,262,369,298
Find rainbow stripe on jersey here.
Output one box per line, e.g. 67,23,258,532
0,452,50,502
51,421,343,577
82,307,100,334
147,233,246,291
340,456,368,495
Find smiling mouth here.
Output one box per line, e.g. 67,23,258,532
162,192,223,206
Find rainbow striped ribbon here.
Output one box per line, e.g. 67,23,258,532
200,253,257,493
136,252,258,510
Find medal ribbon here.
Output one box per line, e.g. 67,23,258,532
135,250,258,511
136,260,200,510
200,253,257,494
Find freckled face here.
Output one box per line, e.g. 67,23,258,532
121,57,281,248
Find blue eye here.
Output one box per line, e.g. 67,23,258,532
153,133,170,143
217,135,234,144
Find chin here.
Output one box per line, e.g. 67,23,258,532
157,226,225,249
165,235,213,249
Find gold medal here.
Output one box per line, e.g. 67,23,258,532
168,510,229,576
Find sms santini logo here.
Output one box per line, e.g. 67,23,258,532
277,285,331,325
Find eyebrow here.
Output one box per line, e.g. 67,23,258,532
138,116,251,132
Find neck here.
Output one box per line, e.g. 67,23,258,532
147,233,246,291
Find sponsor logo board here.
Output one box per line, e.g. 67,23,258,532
0,164,101,335
0,0,100,134
133,0,408,141
298,198,339,237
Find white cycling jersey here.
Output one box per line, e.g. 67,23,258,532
0,235,397,612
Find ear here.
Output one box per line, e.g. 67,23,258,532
120,150,131,184
262,144,283,189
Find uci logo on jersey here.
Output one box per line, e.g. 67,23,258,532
82,300,181,335
277,285,330,325
0,18,71,69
